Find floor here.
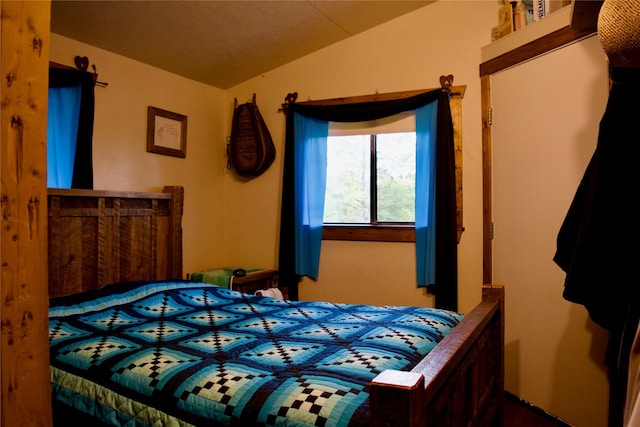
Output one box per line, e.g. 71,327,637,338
504,392,571,427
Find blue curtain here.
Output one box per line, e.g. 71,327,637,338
48,67,95,189
48,85,82,188
280,88,457,310
293,112,329,278
415,102,438,286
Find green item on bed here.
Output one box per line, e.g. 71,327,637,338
189,267,263,288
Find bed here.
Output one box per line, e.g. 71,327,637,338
47,186,505,426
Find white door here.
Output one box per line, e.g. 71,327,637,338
491,35,610,426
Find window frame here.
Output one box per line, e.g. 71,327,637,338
317,86,466,242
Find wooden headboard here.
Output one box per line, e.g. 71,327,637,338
47,186,184,298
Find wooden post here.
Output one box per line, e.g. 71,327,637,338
164,185,184,280
1,1,53,425
370,370,426,427
481,74,492,285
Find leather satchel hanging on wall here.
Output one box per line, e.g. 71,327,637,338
228,94,276,178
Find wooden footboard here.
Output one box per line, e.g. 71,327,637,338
47,186,184,298
370,285,504,426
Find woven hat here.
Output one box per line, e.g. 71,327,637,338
598,0,640,67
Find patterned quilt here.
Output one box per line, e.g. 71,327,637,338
49,280,463,426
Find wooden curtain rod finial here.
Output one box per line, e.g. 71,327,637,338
74,55,89,71
74,55,109,87
285,92,298,104
279,92,298,114
440,74,454,93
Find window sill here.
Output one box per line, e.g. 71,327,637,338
322,225,415,242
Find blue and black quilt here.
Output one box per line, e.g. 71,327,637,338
49,280,463,426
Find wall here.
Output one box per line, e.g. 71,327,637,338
224,1,497,312
49,34,228,275
492,35,610,426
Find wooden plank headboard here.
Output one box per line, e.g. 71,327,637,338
47,186,184,298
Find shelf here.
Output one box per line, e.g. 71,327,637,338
482,5,572,63
479,1,602,76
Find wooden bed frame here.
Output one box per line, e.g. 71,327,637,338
48,186,184,298
47,186,504,426
370,285,504,426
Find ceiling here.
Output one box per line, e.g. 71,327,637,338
50,1,434,89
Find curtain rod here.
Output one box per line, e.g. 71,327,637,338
49,56,109,87
279,75,460,113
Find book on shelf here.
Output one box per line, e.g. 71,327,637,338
497,2,514,38
534,0,572,21
512,0,528,31
522,0,535,25
533,0,547,21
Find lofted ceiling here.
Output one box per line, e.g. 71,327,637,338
50,1,435,89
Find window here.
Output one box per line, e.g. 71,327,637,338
324,132,416,224
320,92,465,243
323,112,419,242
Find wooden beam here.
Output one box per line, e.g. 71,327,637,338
479,26,595,76
570,0,603,30
481,75,492,285
1,1,53,425
288,85,466,107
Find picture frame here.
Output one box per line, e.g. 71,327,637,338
146,106,187,158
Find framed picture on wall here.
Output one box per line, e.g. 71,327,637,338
146,106,187,158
